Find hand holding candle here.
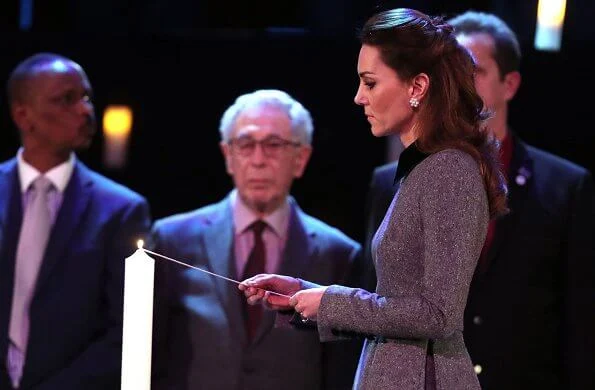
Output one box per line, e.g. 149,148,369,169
239,274,302,310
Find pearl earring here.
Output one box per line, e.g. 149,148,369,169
409,97,420,108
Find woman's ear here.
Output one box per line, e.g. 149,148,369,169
410,72,430,102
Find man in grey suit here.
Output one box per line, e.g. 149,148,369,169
150,89,362,389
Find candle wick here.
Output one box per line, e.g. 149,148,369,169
140,248,292,299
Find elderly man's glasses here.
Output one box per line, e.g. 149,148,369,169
228,136,301,158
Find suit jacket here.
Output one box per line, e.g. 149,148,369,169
319,150,488,389
0,157,151,390
364,135,595,389
150,195,362,390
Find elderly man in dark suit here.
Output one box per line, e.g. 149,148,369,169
0,53,151,389
150,89,362,390
363,11,595,390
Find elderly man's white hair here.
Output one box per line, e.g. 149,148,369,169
219,89,313,145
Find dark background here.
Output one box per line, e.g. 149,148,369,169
1,0,594,243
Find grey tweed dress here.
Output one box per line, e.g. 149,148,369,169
317,149,488,389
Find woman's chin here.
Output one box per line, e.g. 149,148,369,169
370,125,390,138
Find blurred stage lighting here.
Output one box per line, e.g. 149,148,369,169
534,0,566,51
103,105,133,169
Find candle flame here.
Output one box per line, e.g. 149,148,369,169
137,240,144,249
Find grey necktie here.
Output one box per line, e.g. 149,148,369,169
9,175,54,351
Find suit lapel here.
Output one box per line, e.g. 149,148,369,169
34,162,93,294
0,160,23,361
0,160,20,240
484,136,532,271
277,202,317,278
252,201,317,345
203,198,247,342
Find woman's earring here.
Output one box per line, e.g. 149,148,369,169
409,97,420,108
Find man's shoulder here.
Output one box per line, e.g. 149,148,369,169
298,210,360,251
369,161,398,192
153,199,226,235
83,166,147,206
0,157,17,174
373,161,398,178
525,143,591,180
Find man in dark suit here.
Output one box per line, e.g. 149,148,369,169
150,89,362,390
0,53,151,389
363,11,595,390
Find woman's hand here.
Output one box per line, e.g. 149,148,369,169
239,274,302,311
289,286,328,321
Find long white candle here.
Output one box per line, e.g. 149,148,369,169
121,245,155,390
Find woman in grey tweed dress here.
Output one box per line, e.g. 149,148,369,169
240,8,508,389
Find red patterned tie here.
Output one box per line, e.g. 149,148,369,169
241,220,266,342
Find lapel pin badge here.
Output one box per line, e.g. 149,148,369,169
515,175,526,186
515,167,531,186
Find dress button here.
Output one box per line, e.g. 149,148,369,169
473,316,482,325
474,364,483,374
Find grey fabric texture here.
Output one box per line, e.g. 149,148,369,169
318,149,488,390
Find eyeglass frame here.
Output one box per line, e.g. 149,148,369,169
227,135,302,158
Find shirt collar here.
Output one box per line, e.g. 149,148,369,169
394,142,430,184
17,147,76,193
231,189,291,238
499,132,514,175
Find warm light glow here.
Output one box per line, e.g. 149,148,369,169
137,240,144,249
535,0,566,51
537,0,566,27
102,105,133,169
103,105,133,138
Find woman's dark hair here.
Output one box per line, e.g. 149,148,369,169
360,8,508,218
